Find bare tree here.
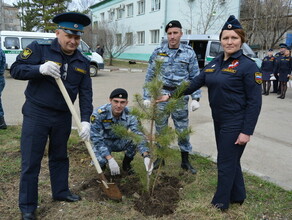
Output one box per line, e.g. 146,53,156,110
70,0,95,13
241,0,292,50
97,21,134,65
182,0,195,34
196,0,231,34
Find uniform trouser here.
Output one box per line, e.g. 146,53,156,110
19,101,72,213
211,121,246,209
273,75,279,92
94,139,137,166
0,76,5,117
156,96,191,152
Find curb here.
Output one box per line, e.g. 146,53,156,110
100,68,145,72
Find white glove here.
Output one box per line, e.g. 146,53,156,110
39,61,61,78
190,100,200,112
143,100,151,108
79,121,90,141
108,158,120,175
144,157,154,175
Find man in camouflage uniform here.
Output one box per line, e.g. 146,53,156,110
143,20,201,174
90,88,153,175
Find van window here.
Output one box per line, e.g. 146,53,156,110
210,42,222,57
242,43,258,58
21,38,40,49
79,41,90,53
4,37,20,49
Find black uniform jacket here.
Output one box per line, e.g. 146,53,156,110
183,49,262,135
10,38,93,122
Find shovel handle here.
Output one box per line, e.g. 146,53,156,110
55,78,107,186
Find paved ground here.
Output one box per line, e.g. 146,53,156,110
2,68,292,190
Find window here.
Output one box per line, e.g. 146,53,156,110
150,30,160,44
21,38,43,49
151,0,160,11
209,42,222,57
127,3,133,17
126,32,133,45
116,34,122,46
108,9,115,21
78,41,90,53
4,37,20,49
117,8,124,19
137,31,145,44
100,12,105,21
137,0,145,15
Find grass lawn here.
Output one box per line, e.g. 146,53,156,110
104,58,148,70
0,126,291,220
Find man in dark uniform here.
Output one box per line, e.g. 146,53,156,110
273,43,288,93
0,48,7,129
10,12,92,220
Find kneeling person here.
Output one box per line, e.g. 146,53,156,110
90,88,152,175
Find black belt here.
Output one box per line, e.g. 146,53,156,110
162,85,177,91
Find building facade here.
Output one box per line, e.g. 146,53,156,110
90,0,240,61
0,1,20,31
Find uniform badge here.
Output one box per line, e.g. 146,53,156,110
98,109,103,113
75,67,86,74
255,72,262,84
228,60,239,69
90,115,96,123
102,119,112,123
20,48,32,59
158,53,168,56
222,68,237,73
204,69,215,73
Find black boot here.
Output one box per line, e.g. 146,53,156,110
181,152,197,174
262,81,266,95
122,155,134,175
0,116,7,129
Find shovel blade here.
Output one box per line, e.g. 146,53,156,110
98,173,122,201
100,182,123,201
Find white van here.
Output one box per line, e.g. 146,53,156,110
180,34,262,69
0,31,104,77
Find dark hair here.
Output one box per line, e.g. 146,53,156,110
219,29,246,44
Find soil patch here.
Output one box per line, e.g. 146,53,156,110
134,174,182,217
77,171,182,217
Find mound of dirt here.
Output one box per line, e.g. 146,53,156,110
133,175,182,217
78,172,182,217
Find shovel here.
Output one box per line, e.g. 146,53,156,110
55,78,122,201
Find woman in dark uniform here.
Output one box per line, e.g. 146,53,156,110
260,49,275,95
275,48,292,99
157,15,262,211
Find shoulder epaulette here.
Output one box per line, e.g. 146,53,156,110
97,108,106,114
243,54,255,62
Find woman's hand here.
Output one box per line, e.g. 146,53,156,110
235,133,250,146
156,95,170,103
